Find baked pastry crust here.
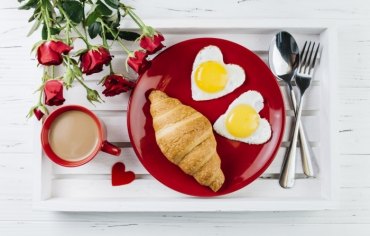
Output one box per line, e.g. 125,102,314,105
149,90,225,192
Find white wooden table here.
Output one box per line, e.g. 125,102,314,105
1,0,370,235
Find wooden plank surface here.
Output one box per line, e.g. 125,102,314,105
1,0,370,234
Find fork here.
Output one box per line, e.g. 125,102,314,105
279,41,321,188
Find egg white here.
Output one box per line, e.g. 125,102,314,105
213,91,272,144
191,45,245,101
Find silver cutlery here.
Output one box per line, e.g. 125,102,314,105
268,31,316,180
279,41,321,188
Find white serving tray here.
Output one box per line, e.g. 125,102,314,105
33,20,338,211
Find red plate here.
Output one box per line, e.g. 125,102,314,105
128,38,285,197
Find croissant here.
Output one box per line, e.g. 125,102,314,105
149,90,225,192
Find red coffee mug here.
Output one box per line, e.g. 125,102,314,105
41,105,121,167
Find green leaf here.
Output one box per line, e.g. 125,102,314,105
103,10,120,28
69,58,79,64
41,24,47,40
103,30,140,41
63,67,74,89
102,30,117,40
96,0,112,16
61,1,84,24
73,64,83,77
119,31,140,41
50,27,61,36
28,13,36,22
27,19,41,36
18,0,38,10
86,9,100,26
44,0,54,12
28,7,40,22
103,0,119,9
88,22,102,39
41,25,60,40
28,14,35,22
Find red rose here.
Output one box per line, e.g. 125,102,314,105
102,74,135,97
127,51,150,74
80,47,112,75
44,80,65,106
140,33,165,54
33,108,44,120
37,40,72,66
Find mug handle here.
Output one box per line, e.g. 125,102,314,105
101,141,121,156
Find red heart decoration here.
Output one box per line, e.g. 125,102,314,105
111,162,135,186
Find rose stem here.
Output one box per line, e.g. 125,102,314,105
57,5,91,48
99,20,131,54
121,5,145,30
41,0,51,39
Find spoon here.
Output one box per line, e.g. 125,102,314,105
268,31,315,187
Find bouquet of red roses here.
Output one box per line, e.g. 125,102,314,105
19,0,164,120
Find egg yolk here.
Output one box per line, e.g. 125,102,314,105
225,104,259,138
195,61,228,93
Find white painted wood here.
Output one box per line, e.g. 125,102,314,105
2,221,370,236
1,0,370,234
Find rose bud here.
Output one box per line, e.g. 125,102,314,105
33,108,44,120
86,88,103,104
44,80,65,106
80,46,112,75
140,33,165,54
37,40,72,66
127,51,151,74
102,74,136,97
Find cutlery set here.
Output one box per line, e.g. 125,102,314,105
269,31,322,188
